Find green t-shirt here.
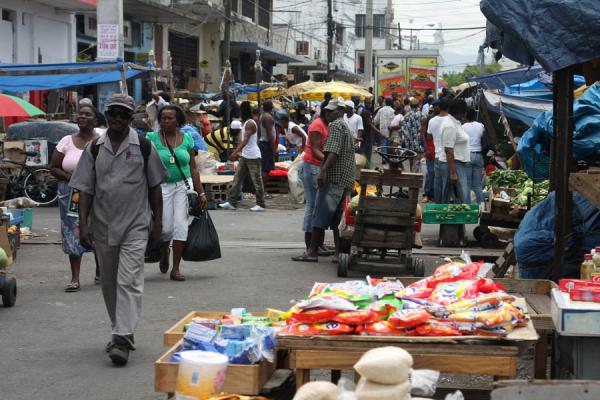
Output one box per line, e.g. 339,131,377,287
146,131,195,183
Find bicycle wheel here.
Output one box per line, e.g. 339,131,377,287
24,168,58,206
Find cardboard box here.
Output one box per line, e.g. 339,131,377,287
155,339,275,394
24,139,48,166
551,288,600,336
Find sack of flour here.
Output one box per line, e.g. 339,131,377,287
354,347,413,384
355,378,411,400
293,381,338,400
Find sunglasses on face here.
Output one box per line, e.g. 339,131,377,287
106,109,133,120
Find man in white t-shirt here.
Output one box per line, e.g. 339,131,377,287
343,100,364,142
427,98,450,203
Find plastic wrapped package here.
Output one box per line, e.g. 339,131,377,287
334,310,381,325
388,309,432,329
295,294,358,311
364,298,403,320
428,280,480,305
183,322,217,349
415,321,461,336
293,381,338,400
291,308,339,324
356,321,411,336
355,378,411,400
353,347,413,384
410,369,440,397
285,322,355,336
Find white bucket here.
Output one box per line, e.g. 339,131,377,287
175,351,229,400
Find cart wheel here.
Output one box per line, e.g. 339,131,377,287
473,226,483,242
481,232,501,248
337,253,350,278
2,276,16,307
413,258,425,277
339,238,352,254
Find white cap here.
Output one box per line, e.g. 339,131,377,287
230,120,243,130
324,97,346,111
344,100,355,108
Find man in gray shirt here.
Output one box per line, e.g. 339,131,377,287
70,94,168,366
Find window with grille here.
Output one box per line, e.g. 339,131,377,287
296,41,308,55
355,14,365,38
242,0,255,21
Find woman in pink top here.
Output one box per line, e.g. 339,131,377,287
50,105,101,292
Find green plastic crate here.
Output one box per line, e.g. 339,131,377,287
422,204,480,224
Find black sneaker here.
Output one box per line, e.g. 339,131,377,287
107,342,129,366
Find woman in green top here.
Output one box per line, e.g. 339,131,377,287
147,105,207,281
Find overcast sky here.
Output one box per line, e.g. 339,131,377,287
391,0,488,72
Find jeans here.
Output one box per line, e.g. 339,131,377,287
228,157,265,208
470,152,485,204
455,161,472,204
434,159,450,204
424,159,435,198
311,182,347,230
360,140,373,163
301,163,320,232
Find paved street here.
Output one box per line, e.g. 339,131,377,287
0,204,474,399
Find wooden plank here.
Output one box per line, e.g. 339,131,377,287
526,294,552,315
356,240,412,250
355,215,415,227
492,380,600,400
569,172,600,209
200,175,235,184
359,170,424,188
534,333,549,379
290,349,517,377
358,197,417,212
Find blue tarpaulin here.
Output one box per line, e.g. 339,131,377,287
483,91,552,127
481,0,600,72
517,82,600,181
473,65,544,91
0,61,147,92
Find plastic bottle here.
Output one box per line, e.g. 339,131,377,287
593,247,600,270
581,254,595,281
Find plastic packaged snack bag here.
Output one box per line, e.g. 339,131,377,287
291,308,339,324
402,278,434,299
356,321,409,336
426,261,479,288
476,305,516,327
428,280,479,305
285,322,355,336
436,292,515,314
364,298,403,319
415,320,461,336
295,294,358,311
333,310,381,325
388,309,432,329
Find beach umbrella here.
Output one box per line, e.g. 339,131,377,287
247,86,288,101
299,81,373,101
288,80,325,96
0,94,46,117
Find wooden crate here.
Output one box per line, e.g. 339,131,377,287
164,311,269,346
155,339,276,394
265,175,289,194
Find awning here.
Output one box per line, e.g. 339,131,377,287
229,41,304,64
472,65,544,91
0,61,148,92
483,91,552,127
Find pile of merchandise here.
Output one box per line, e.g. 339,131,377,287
172,309,277,365
487,169,549,206
277,258,529,337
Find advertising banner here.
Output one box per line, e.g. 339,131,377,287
376,58,407,97
409,58,438,94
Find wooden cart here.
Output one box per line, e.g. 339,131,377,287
475,190,527,248
338,168,425,277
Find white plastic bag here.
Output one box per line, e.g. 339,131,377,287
410,369,440,397
196,150,218,176
288,153,305,204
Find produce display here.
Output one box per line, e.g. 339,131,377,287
277,260,529,337
486,169,549,206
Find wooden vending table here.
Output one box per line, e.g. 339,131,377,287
279,278,556,391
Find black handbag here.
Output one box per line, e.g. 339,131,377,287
164,132,199,215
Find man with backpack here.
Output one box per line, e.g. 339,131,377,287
70,94,168,366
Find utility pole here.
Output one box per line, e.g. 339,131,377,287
223,0,231,64
223,0,232,133
364,0,373,83
96,0,125,108
255,50,262,110
409,28,413,50
398,22,402,49
327,0,334,81
386,0,393,50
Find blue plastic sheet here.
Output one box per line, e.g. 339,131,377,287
517,82,600,181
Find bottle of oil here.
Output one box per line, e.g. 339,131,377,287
581,254,595,281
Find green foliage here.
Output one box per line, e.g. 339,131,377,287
444,63,502,88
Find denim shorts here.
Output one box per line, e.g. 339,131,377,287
310,182,347,231
301,163,320,232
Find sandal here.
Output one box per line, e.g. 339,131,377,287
291,254,318,263
64,281,80,292
170,271,186,281
94,276,101,285
159,247,170,274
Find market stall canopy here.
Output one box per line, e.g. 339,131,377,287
298,82,373,101
480,0,600,72
0,94,45,117
7,121,78,144
473,66,544,91
0,61,148,92
247,86,288,101
484,91,552,127
288,81,324,96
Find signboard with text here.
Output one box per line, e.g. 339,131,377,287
375,50,439,99
97,24,119,60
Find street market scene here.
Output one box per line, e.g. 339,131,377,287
0,0,600,399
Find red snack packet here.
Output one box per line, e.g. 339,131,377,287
559,279,600,293
428,280,480,305
388,309,431,329
427,262,481,289
570,287,600,303
403,278,434,299
356,321,409,336
291,308,339,324
416,321,461,336
478,278,505,294
285,322,354,336
333,310,381,325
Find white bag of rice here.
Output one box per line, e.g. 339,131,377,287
355,378,411,400
292,381,338,400
354,346,413,384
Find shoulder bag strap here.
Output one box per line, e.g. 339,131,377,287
163,132,191,190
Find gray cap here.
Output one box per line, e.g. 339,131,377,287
107,93,136,111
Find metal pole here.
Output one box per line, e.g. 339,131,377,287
410,28,413,50
398,22,402,49
223,0,231,65
327,0,334,81
255,50,262,110
552,66,575,281
364,0,373,83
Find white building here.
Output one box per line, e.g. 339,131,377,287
0,0,83,64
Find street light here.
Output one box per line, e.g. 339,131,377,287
410,23,435,50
